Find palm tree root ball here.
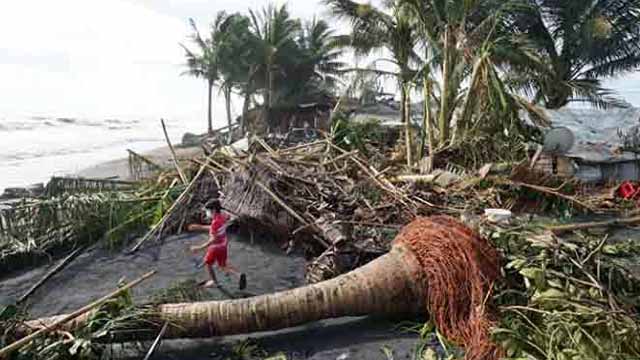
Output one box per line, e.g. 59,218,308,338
20,216,503,359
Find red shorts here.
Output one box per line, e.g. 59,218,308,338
204,244,227,267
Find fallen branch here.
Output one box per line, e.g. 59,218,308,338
509,181,595,212
0,271,156,358
278,139,326,154
548,216,640,234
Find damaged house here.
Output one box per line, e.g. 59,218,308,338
532,107,640,183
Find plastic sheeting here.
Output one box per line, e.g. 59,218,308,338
541,107,640,163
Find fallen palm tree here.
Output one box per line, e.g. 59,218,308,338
12,216,502,360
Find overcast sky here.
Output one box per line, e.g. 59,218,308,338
0,0,331,121
0,0,638,122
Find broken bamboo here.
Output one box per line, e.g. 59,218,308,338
161,118,188,184
130,165,206,253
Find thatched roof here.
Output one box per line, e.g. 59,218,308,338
221,165,297,237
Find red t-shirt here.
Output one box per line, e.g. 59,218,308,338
209,213,229,245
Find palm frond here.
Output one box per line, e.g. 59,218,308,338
566,79,631,109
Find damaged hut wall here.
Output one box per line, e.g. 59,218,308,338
574,160,640,183
221,166,297,241
532,154,640,183
532,154,576,178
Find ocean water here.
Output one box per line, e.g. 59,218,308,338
0,114,214,193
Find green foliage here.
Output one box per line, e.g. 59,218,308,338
0,181,184,272
151,279,205,304
183,3,345,132
325,0,421,133
0,289,145,360
490,223,640,359
331,117,387,155
506,0,640,109
396,321,461,360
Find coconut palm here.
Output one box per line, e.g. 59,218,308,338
248,4,301,131
215,13,255,140
280,18,346,106
325,0,421,166
507,0,640,109
181,14,234,135
400,0,546,154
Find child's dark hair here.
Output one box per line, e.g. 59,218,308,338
204,199,222,213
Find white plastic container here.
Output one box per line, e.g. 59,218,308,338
484,209,512,223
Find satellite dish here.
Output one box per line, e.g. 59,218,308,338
543,127,575,155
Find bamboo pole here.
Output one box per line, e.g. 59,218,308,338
17,247,85,304
0,271,156,358
142,322,169,360
130,165,206,253
161,118,188,184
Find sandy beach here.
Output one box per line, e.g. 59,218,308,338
76,144,204,181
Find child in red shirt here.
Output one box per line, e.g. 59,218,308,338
190,199,246,289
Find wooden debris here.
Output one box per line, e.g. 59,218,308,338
130,165,207,253
45,177,136,196
548,216,640,234
128,149,163,181
0,271,156,358
161,118,188,184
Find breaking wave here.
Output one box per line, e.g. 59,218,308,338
0,116,141,132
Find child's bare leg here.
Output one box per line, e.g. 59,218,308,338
203,264,218,287
221,263,240,276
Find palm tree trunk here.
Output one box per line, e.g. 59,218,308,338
264,61,274,133
22,244,427,341
423,76,435,172
224,86,233,144
401,82,413,167
457,54,485,141
207,81,214,135
241,90,251,136
438,26,452,146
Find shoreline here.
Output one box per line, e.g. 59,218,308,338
76,144,203,180
1,144,204,199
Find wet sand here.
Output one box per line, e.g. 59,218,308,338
0,232,305,316
0,232,421,359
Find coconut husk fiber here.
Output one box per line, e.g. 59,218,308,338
394,216,502,360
